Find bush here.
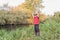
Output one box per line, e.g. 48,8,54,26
0,10,29,25
53,11,60,23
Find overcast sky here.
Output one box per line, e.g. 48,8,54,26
0,0,60,15
0,0,25,7
41,0,60,15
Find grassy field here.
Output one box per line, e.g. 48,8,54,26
0,18,60,40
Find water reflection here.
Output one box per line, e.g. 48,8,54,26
0,24,29,30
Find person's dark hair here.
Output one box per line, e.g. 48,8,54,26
34,14,37,16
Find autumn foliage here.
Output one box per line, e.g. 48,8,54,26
12,0,47,24
0,0,47,25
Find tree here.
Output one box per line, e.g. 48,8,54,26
25,0,44,14
54,11,60,17
52,11,60,23
12,0,47,24
25,0,46,23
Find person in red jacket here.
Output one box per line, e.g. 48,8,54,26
33,13,40,36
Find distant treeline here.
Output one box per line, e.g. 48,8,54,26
0,10,30,25
0,10,60,25
52,11,60,23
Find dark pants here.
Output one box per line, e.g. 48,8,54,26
34,24,40,36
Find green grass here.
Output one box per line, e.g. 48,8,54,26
0,19,60,40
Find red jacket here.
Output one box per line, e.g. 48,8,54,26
34,16,39,24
